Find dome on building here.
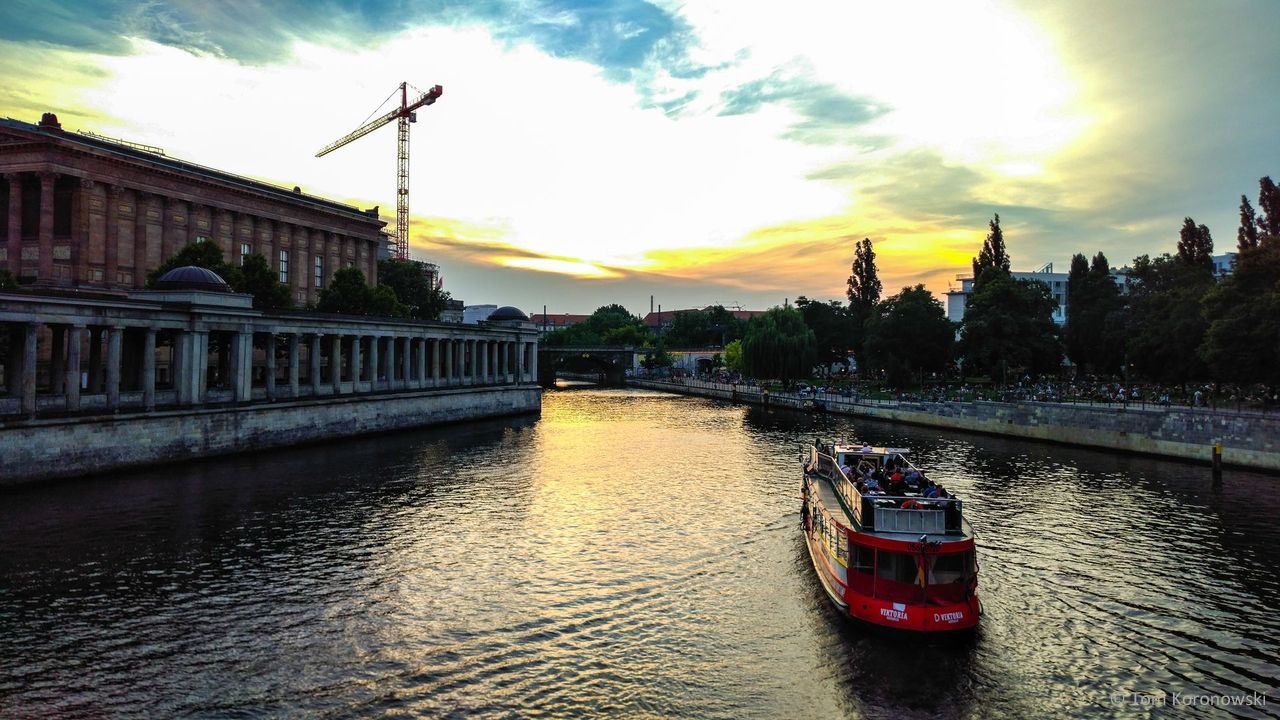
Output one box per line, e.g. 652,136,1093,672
487,306,529,322
154,265,232,293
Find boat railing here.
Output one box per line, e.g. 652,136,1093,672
808,446,963,534
810,447,864,527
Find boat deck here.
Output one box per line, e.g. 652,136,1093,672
810,472,853,525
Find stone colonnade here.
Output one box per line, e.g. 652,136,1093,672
0,293,538,419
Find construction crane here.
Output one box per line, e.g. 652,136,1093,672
316,81,443,261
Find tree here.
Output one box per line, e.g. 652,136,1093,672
377,259,450,320
862,285,954,387
237,253,292,311
1125,253,1212,385
1176,217,1214,271
1259,176,1280,239
795,296,855,374
0,269,16,290
723,339,744,372
846,237,881,370
959,272,1060,384
1239,195,1260,251
1063,253,1090,367
1200,240,1280,387
543,304,648,347
317,266,378,315
147,241,241,289
741,307,816,385
1064,252,1125,375
971,213,1010,283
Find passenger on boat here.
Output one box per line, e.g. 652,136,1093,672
839,460,853,477
863,476,882,493
904,468,922,486
922,480,939,498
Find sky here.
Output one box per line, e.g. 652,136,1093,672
1,0,1277,317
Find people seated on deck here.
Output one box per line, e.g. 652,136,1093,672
839,459,853,477
863,476,882,493
904,468,923,487
922,480,940,498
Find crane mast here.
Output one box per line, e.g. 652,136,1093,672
316,81,443,261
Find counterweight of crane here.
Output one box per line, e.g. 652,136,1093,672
316,82,443,261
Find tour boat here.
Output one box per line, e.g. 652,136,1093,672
801,442,980,632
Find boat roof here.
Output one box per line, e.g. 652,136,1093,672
834,445,910,456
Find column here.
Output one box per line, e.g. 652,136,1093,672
330,333,342,394
50,325,65,395
21,322,37,416
500,341,510,383
37,171,55,282
443,339,453,385
456,339,465,385
351,335,362,390
187,202,202,246
400,337,411,390
528,341,537,382
174,330,191,405
431,338,442,387
261,219,275,275
65,325,82,411
105,185,121,287
162,196,180,261
143,327,156,411
416,338,427,389
192,330,209,404
383,335,396,389
88,327,103,392
75,178,93,284
134,191,150,287
5,173,21,275
265,333,277,401
310,333,323,396
287,333,300,398
106,326,122,410
231,330,251,402
477,340,487,385
369,335,381,390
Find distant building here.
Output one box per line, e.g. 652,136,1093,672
441,298,464,324
946,263,1072,325
530,313,591,336
642,308,765,333
463,304,497,324
1213,252,1238,277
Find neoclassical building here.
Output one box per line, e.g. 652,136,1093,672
0,112,385,304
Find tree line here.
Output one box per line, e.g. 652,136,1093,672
143,240,451,320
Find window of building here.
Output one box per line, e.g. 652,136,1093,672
195,235,209,244
240,242,251,265
279,250,290,284
314,256,324,289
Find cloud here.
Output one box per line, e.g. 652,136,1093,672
718,69,888,144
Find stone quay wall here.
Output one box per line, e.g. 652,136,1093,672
628,379,1280,472
0,385,540,486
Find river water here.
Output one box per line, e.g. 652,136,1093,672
2,387,1278,719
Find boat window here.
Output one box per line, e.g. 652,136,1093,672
875,551,919,584
851,544,874,575
930,552,970,584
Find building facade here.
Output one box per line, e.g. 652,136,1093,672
0,113,385,305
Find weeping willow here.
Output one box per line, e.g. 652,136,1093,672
741,307,817,383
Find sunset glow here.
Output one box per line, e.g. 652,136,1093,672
2,0,1276,313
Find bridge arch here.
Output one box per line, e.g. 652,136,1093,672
536,347,638,388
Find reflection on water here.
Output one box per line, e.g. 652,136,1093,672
1,388,1277,718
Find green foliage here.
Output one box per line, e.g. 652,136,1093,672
1200,240,1280,385
376,259,450,320
543,304,649,347
641,349,674,369
741,307,816,384
1125,253,1212,384
0,269,16,290
147,241,241,289
971,213,1011,283
846,237,881,369
317,267,406,317
795,296,855,374
1259,176,1280,238
723,339,743,371
863,285,954,387
146,242,293,311
1064,252,1126,374
1176,217,1215,271
237,253,292,311
660,305,745,347
1238,195,1260,252
959,272,1061,383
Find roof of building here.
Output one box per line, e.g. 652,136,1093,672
153,265,232,293
0,115,383,225
530,313,591,325
488,306,530,322
642,308,765,326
